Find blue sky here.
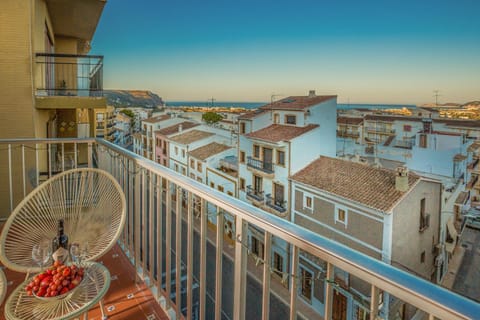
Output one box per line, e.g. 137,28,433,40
91,0,480,104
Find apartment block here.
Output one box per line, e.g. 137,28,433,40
290,157,443,319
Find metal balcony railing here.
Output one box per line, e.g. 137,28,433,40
336,130,360,138
265,194,287,213
365,127,396,134
0,138,479,320
35,53,103,97
247,156,274,174
246,185,264,202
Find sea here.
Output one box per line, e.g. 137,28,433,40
166,101,416,110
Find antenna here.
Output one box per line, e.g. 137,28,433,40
433,90,441,107
207,97,216,107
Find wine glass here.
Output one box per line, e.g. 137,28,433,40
32,240,51,270
70,243,80,265
80,241,89,267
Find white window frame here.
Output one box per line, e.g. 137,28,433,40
335,204,348,226
303,193,313,210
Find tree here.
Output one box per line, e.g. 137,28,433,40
120,109,135,118
202,112,223,124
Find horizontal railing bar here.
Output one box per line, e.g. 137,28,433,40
35,52,104,59
0,138,96,144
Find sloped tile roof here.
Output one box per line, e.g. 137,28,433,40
142,115,170,123
291,156,421,212
155,121,199,136
246,124,319,143
169,130,214,145
338,117,364,125
189,142,232,161
260,95,336,111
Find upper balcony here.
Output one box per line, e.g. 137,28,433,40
265,194,287,214
246,156,274,176
336,130,360,138
35,53,106,109
0,138,478,320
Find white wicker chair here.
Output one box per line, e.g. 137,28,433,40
0,168,126,273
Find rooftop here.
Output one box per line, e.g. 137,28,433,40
260,95,336,111
291,156,421,212
246,124,319,143
468,142,480,153
142,115,170,124
155,121,199,136
238,109,270,120
337,117,364,125
365,114,480,128
189,142,232,161
169,129,214,145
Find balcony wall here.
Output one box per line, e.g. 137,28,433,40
0,138,478,320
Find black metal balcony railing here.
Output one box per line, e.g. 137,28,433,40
246,185,264,201
336,130,360,138
1,138,480,320
265,194,287,213
247,156,274,174
35,53,103,97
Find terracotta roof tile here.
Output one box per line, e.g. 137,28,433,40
189,142,232,161
246,124,319,143
155,121,199,136
337,117,364,125
260,95,336,111
142,115,170,124
169,130,214,145
238,109,270,120
291,156,420,212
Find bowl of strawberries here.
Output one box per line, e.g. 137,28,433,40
25,260,85,300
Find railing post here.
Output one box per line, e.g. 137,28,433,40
199,199,207,320
370,285,379,320
186,191,193,320
324,262,334,320
289,245,299,320
215,206,224,320
87,142,93,168
175,186,182,318
8,144,13,212
262,231,272,320
233,217,247,320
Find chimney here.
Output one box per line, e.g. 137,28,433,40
308,90,316,98
178,124,183,132
395,166,409,192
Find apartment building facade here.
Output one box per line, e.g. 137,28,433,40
290,157,443,320
0,0,106,217
154,121,200,166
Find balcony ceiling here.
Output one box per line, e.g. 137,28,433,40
47,0,106,41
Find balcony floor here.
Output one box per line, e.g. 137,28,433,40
0,243,169,320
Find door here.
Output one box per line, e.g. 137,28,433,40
332,290,347,320
263,147,273,171
274,183,284,206
254,175,263,194
273,113,280,124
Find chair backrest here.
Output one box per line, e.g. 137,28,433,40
0,168,126,273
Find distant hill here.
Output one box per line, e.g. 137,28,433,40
104,90,164,108
462,101,480,107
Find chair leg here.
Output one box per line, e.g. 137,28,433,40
100,299,107,320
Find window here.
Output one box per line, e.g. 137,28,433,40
300,267,313,301
285,115,296,125
190,173,195,179
181,167,186,175
277,150,285,166
197,177,203,183
273,252,283,276
304,195,313,209
218,185,224,192
182,149,185,157
163,159,167,166
251,236,264,259
273,113,280,124
227,191,233,196
174,164,179,172
420,250,426,263
174,146,178,155
419,134,427,148
239,151,245,163
253,145,260,158
190,159,195,169
419,198,430,231
197,162,202,173
240,178,246,191
210,182,215,188
335,206,347,225
239,122,246,134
